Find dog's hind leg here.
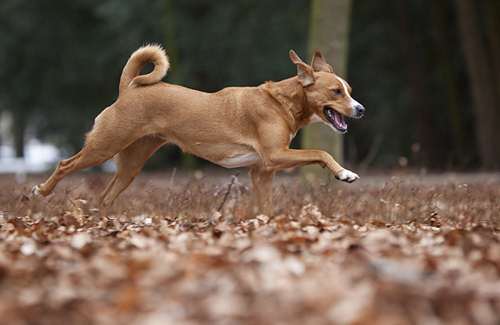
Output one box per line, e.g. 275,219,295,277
249,166,275,216
99,174,118,202
34,122,143,197
100,136,166,206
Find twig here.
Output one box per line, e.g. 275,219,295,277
217,173,239,212
169,168,177,187
360,134,383,170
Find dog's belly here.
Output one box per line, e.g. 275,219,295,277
216,152,260,168
177,141,260,169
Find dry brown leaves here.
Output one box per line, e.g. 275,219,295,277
0,173,499,324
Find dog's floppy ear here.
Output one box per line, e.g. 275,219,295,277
289,50,315,87
311,50,333,73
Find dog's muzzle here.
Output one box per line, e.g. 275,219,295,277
353,104,365,119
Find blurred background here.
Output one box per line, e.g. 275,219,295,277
1,0,499,175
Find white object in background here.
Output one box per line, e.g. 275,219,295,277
0,139,60,177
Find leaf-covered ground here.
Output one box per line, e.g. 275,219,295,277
0,172,499,324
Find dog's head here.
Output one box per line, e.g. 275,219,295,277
289,50,365,134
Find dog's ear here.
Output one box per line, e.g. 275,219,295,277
311,50,333,73
289,50,315,87
289,49,305,65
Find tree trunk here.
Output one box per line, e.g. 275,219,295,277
396,1,445,169
430,1,467,166
455,0,500,169
164,0,197,169
12,113,27,158
483,0,500,94
302,0,352,179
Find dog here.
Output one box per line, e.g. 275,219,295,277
33,45,365,216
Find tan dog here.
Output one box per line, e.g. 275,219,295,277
33,45,365,215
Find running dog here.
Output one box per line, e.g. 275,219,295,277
33,45,365,216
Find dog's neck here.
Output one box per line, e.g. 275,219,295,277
262,77,313,133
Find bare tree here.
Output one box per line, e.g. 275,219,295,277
455,0,500,169
302,0,352,178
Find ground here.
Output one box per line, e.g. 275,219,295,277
0,172,499,324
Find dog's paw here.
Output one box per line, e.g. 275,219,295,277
335,169,359,183
31,185,43,198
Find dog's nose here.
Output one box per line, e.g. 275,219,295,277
354,104,365,117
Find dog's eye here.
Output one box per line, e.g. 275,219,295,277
333,89,342,96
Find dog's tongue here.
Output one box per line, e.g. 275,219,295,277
334,111,347,129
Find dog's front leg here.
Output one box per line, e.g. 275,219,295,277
249,167,275,216
264,149,359,183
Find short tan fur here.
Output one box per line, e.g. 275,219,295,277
34,45,365,216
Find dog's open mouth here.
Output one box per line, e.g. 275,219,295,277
324,106,347,133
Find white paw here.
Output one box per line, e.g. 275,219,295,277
335,169,359,183
31,185,42,197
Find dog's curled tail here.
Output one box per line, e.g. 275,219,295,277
119,44,169,94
